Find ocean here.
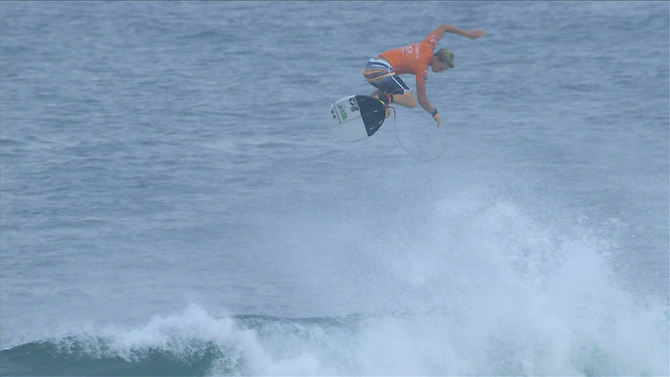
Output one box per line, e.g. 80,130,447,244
1,1,668,376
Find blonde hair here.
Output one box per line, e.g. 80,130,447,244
434,48,454,68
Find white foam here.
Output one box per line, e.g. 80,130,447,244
28,191,669,376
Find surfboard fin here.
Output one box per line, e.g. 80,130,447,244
355,95,386,137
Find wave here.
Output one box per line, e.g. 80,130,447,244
0,308,360,376
2,301,667,376
179,30,237,43
2,194,668,376
1,336,222,376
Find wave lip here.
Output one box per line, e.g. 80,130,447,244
2,300,668,377
0,305,249,376
1,337,223,376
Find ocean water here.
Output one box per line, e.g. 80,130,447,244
1,1,668,376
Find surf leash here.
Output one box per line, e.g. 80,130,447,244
390,106,449,162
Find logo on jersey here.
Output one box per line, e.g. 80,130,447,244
430,35,438,51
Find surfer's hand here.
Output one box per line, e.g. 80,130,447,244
434,113,441,128
467,29,486,39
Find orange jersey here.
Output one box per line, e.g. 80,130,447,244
380,32,441,83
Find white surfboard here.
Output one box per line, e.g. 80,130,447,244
328,95,386,142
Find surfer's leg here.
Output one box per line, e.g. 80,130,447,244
389,91,417,108
364,59,402,103
369,88,384,98
364,58,416,110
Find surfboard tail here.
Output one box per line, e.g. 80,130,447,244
328,95,386,142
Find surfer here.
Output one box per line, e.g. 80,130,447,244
363,24,485,127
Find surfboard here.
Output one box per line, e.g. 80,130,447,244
328,95,386,142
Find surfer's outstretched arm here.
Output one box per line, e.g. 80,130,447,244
416,80,440,128
433,24,486,40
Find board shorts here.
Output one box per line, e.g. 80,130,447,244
363,58,410,95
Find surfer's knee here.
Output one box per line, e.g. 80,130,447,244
404,94,418,108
